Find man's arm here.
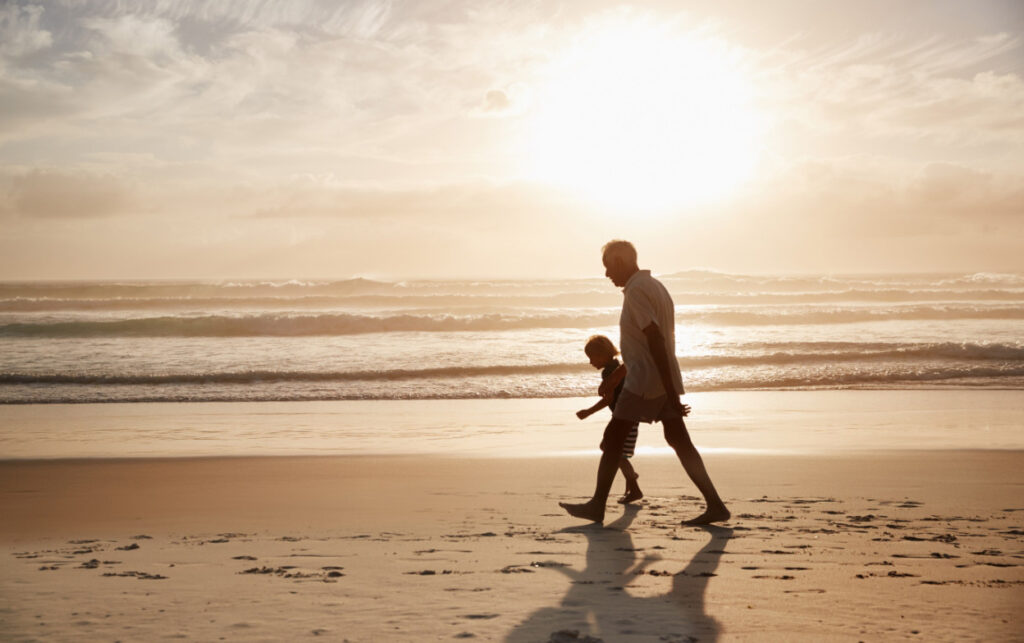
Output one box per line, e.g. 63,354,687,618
597,363,626,399
643,322,689,415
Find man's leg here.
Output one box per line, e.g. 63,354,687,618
559,417,634,522
663,417,730,525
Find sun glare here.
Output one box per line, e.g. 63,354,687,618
527,14,763,214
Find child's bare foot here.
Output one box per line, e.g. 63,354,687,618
617,489,643,504
558,501,604,523
681,504,730,526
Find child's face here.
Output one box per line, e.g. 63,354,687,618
586,349,611,369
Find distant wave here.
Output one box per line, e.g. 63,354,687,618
662,270,1024,289
697,305,1024,326
0,294,620,312
0,278,396,301
705,366,1024,391
2,305,1022,337
3,287,1023,312
697,341,1024,364
0,363,585,385
0,312,616,337
3,271,1023,305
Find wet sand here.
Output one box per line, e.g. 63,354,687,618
2,451,1022,641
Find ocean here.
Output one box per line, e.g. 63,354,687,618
1,271,1022,405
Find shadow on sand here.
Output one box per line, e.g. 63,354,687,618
507,505,733,642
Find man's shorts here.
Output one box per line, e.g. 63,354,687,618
612,389,684,424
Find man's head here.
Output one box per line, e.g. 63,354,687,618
601,240,639,288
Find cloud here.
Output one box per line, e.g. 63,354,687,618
221,177,580,226
908,162,1024,216
729,156,1024,248
3,168,137,218
474,83,532,117
60,0,396,39
0,3,52,58
764,33,1024,146
1,2,1023,277
482,89,510,112
0,0,562,150
82,13,183,59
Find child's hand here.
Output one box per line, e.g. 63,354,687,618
576,409,590,420
682,404,691,417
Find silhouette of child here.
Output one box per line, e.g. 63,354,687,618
576,335,643,504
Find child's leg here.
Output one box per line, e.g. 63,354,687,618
617,457,634,493
618,423,642,502
619,457,638,481
617,456,643,503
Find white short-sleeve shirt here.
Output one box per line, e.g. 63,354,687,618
619,270,684,398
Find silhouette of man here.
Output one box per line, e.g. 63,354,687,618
560,240,730,525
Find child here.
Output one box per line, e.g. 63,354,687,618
576,335,643,504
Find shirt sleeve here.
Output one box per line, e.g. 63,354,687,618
624,285,659,331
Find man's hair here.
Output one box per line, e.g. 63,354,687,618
601,240,637,266
584,334,619,358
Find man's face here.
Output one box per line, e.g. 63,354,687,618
603,254,631,288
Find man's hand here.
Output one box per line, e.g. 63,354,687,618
666,395,684,415
667,397,692,417
576,409,590,420
598,364,626,398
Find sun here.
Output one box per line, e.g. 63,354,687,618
525,14,763,214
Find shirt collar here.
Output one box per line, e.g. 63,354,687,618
623,269,650,291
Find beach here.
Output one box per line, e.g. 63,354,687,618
5,0,1024,639
2,266,1023,642
2,394,1023,641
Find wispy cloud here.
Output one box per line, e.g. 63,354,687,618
3,167,138,218
763,32,1024,145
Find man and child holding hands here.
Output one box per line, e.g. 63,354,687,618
562,240,729,526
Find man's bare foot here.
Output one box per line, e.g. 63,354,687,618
558,501,604,523
681,505,730,526
617,489,643,504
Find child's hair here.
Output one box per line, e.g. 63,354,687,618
584,335,619,358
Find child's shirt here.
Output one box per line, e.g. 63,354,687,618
601,358,626,411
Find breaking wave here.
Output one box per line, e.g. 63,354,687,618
3,341,1020,386
3,364,1023,404
3,306,1023,337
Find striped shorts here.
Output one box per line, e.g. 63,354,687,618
621,422,639,458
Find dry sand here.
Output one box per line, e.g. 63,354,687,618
2,451,1022,641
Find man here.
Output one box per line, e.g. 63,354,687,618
560,240,730,525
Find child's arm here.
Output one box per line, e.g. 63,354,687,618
576,397,610,420
597,363,627,399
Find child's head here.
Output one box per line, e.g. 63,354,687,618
584,335,619,369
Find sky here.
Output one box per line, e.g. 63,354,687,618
1,0,1022,280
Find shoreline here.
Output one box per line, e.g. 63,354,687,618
2,444,1023,463
2,389,1023,461
4,382,1024,406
